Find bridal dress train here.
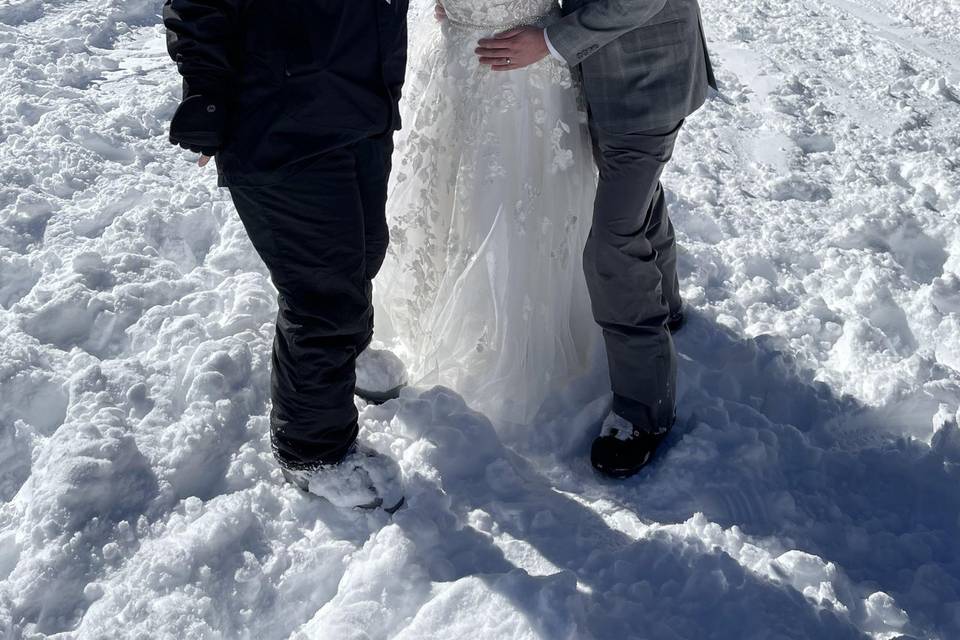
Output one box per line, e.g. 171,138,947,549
375,0,604,429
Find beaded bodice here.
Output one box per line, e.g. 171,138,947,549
442,0,558,30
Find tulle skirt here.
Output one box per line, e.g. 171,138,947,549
374,10,602,428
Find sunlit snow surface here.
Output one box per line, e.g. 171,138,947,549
1,0,959,638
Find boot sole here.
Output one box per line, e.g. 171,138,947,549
354,383,406,405
592,450,654,479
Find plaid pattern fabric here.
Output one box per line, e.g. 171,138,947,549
547,0,717,133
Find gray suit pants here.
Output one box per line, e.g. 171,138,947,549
585,119,683,432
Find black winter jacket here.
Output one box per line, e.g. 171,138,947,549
163,0,409,186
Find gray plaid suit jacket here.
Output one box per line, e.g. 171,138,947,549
546,0,717,133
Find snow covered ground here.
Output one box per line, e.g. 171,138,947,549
1,0,958,638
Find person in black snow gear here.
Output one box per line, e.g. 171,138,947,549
163,0,410,512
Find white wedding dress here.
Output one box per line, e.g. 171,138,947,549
374,0,602,428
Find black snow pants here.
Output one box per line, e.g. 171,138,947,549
228,137,392,469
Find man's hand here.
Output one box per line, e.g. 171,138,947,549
435,2,446,22
198,155,212,168
476,26,549,71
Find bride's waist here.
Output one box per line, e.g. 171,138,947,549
443,5,559,32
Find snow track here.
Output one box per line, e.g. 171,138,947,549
818,0,960,80
1,0,958,638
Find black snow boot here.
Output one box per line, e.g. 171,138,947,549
591,412,672,478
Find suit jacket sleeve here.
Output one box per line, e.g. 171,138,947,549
162,0,242,98
545,0,669,65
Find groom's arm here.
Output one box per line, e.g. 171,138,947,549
545,0,669,65
162,0,243,160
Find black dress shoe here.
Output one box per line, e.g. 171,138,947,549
667,309,686,333
590,413,671,478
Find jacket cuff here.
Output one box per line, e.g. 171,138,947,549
544,19,599,65
180,76,229,101
543,28,567,64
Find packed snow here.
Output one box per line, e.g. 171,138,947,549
1,0,958,638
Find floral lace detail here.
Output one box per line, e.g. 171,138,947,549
374,1,600,426
443,0,558,30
